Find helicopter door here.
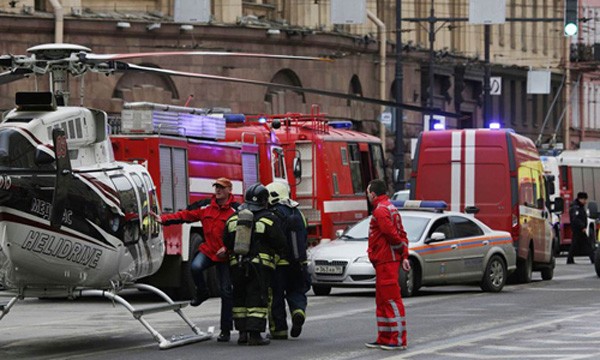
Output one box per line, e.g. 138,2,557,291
130,173,149,241
110,174,140,245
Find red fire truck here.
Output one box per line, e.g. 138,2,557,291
225,106,386,242
111,102,265,298
555,149,600,251
110,103,384,296
411,129,562,283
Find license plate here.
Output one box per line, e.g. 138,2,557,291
314,265,343,275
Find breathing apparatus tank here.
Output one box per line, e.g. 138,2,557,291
233,208,253,255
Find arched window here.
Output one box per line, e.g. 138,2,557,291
264,69,305,113
113,63,179,101
347,75,363,106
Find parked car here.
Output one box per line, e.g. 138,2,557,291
308,202,517,297
391,189,410,201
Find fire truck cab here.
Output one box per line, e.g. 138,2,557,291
411,129,562,283
556,149,600,251
111,102,261,298
226,107,385,243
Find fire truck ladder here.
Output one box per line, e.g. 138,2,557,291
76,283,213,349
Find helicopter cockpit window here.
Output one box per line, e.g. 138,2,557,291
5,117,34,123
0,128,53,170
131,173,151,241
110,174,140,245
142,173,160,237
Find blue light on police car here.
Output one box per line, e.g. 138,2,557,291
489,122,501,130
391,200,447,211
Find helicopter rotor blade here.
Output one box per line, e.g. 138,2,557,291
117,62,459,118
0,68,33,86
84,51,333,63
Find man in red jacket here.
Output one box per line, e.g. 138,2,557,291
158,177,237,342
364,179,410,351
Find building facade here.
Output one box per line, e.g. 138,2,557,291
0,0,589,180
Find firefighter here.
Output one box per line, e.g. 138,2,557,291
266,181,310,340
364,179,410,351
223,183,287,346
567,192,594,264
154,177,237,342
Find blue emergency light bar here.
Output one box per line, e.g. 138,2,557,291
328,120,353,129
224,114,246,123
391,200,448,211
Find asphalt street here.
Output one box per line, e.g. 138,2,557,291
1,255,599,360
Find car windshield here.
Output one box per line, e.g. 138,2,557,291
340,215,429,243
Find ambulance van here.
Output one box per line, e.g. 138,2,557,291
410,129,562,283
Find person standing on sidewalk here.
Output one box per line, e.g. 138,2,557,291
157,177,237,342
567,192,594,264
364,179,410,351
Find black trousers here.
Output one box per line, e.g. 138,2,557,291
231,262,272,333
568,232,594,262
270,263,310,334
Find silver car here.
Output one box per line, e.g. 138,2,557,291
308,208,517,297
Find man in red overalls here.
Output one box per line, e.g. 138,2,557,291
364,179,410,351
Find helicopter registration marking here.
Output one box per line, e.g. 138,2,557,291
22,230,103,268
31,198,73,225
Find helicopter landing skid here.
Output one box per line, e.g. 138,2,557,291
0,296,19,322
77,283,214,349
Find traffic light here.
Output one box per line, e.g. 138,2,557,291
564,0,579,37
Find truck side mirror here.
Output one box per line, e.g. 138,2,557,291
552,197,564,213
465,206,479,214
544,175,556,195
293,156,302,179
588,201,599,219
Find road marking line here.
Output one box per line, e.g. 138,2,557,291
386,309,600,359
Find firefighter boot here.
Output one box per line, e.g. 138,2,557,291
290,312,305,338
248,332,270,346
189,289,209,307
237,331,248,345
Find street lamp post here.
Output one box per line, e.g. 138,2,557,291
394,0,404,190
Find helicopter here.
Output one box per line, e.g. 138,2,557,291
0,42,456,349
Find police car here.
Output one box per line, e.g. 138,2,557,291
308,201,517,297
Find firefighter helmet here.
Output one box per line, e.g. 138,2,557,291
266,181,290,205
244,183,269,211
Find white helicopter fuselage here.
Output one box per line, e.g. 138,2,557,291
0,103,164,297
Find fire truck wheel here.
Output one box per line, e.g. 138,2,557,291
595,249,600,278
480,255,507,292
515,247,533,284
399,258,420,298
312,285,331,296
